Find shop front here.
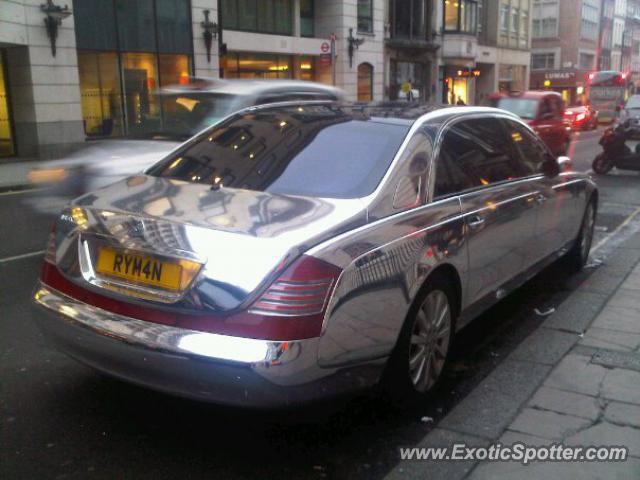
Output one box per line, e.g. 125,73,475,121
0,50,15,157
221,52,326,81
530,69,587,106
442,65,479,105
73,0,193,138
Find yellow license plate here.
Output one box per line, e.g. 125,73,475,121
96,247,183,291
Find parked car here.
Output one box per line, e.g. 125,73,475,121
564,105,599,131
489,91,572,156
32,103,597,407
27,79,344,198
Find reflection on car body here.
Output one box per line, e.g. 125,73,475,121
32,102,598,407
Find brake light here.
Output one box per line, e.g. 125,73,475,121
250,255,342,317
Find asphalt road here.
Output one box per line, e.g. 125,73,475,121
2,129,640,480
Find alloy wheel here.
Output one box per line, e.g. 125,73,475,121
408,290,451,393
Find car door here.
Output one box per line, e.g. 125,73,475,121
533,97,557,152
434,117,538,308
504,119,578,262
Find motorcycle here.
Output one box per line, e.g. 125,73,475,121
592,119,640,175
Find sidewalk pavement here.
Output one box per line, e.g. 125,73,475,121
387,232,640,479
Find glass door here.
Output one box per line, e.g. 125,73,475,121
0,50,15,157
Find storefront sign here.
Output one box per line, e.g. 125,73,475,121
545,71,576,80
457,68,481,78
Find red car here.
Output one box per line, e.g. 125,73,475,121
565,105,599,131
489,91,572,156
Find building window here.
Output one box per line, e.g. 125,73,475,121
300,0,314,37
357,63,374,101
390,60,426,100
532,0,559,38
0,50,15,157
531,52,555,70
520,9,529,48
581,1,599,40
500,4,509,34
579,52,596,69
221,0,293,35
358,0,373,33
444,0,478,34
511,7,519,37
73,0,193,137
389,0,430,39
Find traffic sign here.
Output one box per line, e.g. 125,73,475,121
321,42,330,53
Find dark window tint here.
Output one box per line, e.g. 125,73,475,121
434,118,526,198
156,0,192,53
115,0,156,52
504,120,549,175
73,0,117,50
148,106,410,199
300,0,314,37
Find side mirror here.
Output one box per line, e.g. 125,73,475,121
542,157,561,177
541,112,554,121
557,156,572,173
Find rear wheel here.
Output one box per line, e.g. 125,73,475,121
382,275,455,402
592,153,613,174
565,200,596,272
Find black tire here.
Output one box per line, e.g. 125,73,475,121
381,274,456,403
592,153,613,175
565,199,596,272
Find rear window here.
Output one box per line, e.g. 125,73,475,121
494,98,539,120
147,105,410,199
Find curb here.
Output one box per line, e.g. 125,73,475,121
384,233,640,480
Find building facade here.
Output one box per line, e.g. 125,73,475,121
0,0,389,160
439,0,532,106
530,0,602,105
385,0,440,102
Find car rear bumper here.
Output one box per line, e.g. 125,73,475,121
32,282,378,407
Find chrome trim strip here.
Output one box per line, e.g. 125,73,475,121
33,283,289,364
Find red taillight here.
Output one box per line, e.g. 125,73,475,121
250,255,342,317
39,254,343,341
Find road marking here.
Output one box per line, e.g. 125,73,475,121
0,250,45,264
591,207,640,255
0,187,43,196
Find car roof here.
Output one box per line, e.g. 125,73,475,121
159,78,344,98
235,100,519,127
492,90,561,100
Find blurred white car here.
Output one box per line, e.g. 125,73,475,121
28,79,344,197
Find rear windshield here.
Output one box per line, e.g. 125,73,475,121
147,105,410,199
494,98,539,120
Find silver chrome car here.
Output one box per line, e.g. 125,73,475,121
32,102,597,407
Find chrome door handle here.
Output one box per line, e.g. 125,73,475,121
467,214,485,229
